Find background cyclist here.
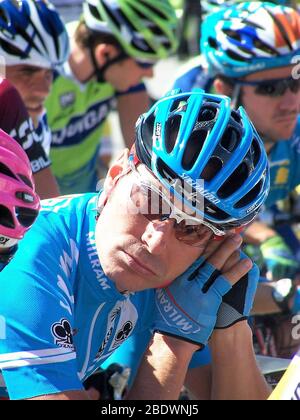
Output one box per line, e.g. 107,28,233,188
45,0,178,194
0,0,70,198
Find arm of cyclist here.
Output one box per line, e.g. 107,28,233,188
244,221,298,280
211,257,271,400
33,166,60,199
128,234,253,400
117,87,150,149
210,321,271,400
0,214,84,400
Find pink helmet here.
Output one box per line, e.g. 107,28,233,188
0,129,40,246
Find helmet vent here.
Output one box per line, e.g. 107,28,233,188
0,38,26,58
0,162,18,180
182,130,207,171
88,4,103,21
16,207,38,228
18,174,33,189
231,110,242,124
197,106,217,123
204,199,230,221
207,36,218,49
217,161,248,198
250,138,261,167
170,98,188,113
201,157,223,182
165,115,181,154
223,29,242,43
270,11,293,51
226,49,246,62
234,180,263,209
139,2,168,21
0,6,9,25
253,38,278,56
220,126,240,152
0,205,14,229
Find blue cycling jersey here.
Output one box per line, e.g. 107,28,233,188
0,193,156,400
173,61,300,209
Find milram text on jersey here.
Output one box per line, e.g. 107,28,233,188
0,193,156,400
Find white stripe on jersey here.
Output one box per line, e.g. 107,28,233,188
0,350,76,370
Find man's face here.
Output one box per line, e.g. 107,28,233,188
6,65,53,126
103,57,154,92
95,164,213,293
240,65,300,143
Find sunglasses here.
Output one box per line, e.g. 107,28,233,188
235,76,300,97
127,161,228,246
135,60,155,69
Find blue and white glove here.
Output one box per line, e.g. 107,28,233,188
215,257,259,328
152,258,232,347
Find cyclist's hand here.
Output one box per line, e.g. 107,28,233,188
260,235,299,280
215,252,259,329
153,234,252,347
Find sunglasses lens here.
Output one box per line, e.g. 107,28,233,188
129,178,217,246
175,221,214,246
290,79,300,93
255,82,282,96
255,78,300,97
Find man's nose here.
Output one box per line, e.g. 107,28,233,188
141,218,175,255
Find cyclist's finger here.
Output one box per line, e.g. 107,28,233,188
202,234,229,260
222,257,253,286
207,234,243,271
221,250,241,273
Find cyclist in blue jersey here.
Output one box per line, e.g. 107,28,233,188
0,129,40,270
0,0,70,199
174,1,300,283
106,1,300,398
0,89,270,400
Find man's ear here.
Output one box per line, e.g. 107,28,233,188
94,43,118,67
103,148,130,193
214,78,233,97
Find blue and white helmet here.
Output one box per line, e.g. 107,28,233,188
0,0,70,69
134,89,270,234
201,1,300,77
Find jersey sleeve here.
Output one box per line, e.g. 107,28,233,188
0,80,51,174
0,212,83,400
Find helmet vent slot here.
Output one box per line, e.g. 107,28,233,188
182,129,207,171
234,181,263,209
0,205,14,229
0,163,18,180
165,115,181,154
16,207,38,228
201,157,223,182
218,162,248,198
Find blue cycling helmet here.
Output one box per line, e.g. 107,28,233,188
0,0,70,69
201,1,300,78
134,89,270,234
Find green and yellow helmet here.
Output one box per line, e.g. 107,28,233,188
83,0,178,62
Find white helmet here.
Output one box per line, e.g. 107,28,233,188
0,0,70,69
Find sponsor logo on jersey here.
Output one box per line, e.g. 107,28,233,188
115,321,133,342
51,318,74,349
275,167,289,185
59,92,76,108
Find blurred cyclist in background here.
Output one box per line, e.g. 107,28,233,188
45,0,178,194
0,129,40,268
0,0,70,198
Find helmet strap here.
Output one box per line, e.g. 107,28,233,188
231,83,242,109
86,44,129,83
